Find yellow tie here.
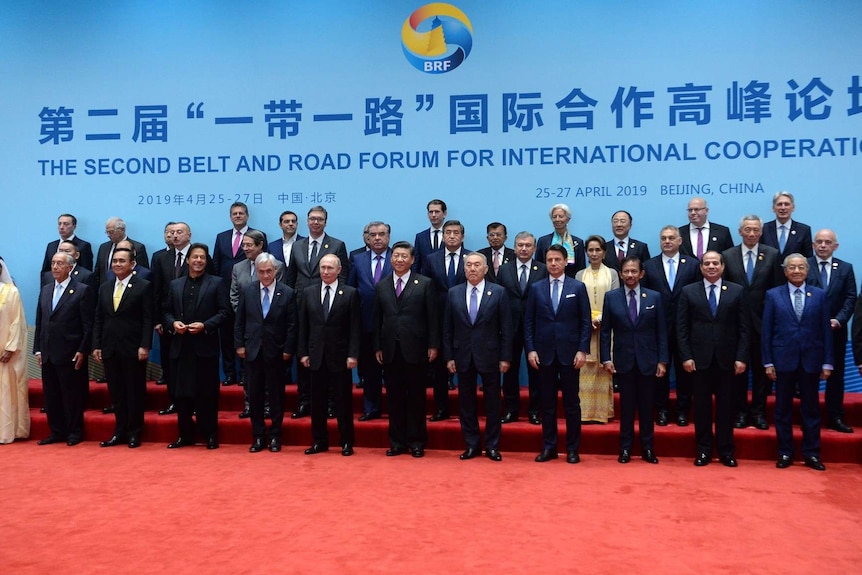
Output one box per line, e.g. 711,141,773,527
113,281,124,311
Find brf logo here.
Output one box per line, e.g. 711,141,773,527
401,3,473,74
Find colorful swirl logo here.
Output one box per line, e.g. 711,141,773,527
401,3,473,74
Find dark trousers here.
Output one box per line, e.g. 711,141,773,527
218,312,238,380
310,367,354,447
41,359,88,441
732,335,769,419
359,334,383,415
174,357,220,442
159,331,173,399
246,354,287,440
774,366,821,458
429,356,450,413
618,370,656,452
692,364,734,458
655,337,692,416
825,327,848,420
537,358,581,452
457,363,502,451
502,326,539,416
384,347,427,449
103,355,147,439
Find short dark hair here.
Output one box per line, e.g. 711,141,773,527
442,219,464,235
279,210,297,223
243,229,266,247
59,213,77,226
585,234,606,251
307,205,328,218
486,222,507,235
188,242,210,257
427,199,447,212
620,255,643,271
391,240,414,255
230,201,248,214
112,247,135,262
546,244,568,260
611,210,632,223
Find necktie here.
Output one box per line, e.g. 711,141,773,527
447,253,456,286
373,255,383,285
395,277,403,297
52,283,63,310
552,279,560,313
696,228,704,259
113,281,124,311
519,264,528,293
746,250,754,283
174,251,183,278
493,251,500,274
820,261,828,287
618,241,625,262
232,230,241,257
469,286,478,324
309,240,319,264
778,225,787,253
628,289,638,324
262,286,271,317
107,244,115,271
667,258,676,289
794,288,803,320
433,229,440,250
250,262,255,278
708,284,717,317
322,285,331,320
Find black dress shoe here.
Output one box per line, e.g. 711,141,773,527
156,378,166,385
566,451,580,464
238,409,250,419
776,454,792,469
535,449,558,462
304,443,328,455
411,447,425,458
447,377,456,390
291,405,310,419
429,410,449,422
249,438,265,453
804,456,826,471
341,444,354,456
206,437,219,450
694,453,710,466
358,411,381,422
656,411,669,426
158,404,176,416
528,413,541,425
753,417,769,430
459,448,480,460
96,377,107,383
733,414,748,429
386,447,408,456
642,449,659,464
327,407,336,419
39,406,46,413
486,449,502,461
829,419,854,433
66,438,82,446
500,412,519,424
167,437,193,449
263,407,271,419
719,455,738,468
221,376,238,387
676,413,689,427
618,449,631,464
38,436,64,445
128,436,141,449
100,435,124,447
102,405,116,414
269,437,281,452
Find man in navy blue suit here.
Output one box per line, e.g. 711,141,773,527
443,253,512,461
412,198,447,273
525,244,592,463
601,257,668,464
348,221,392,421
41,213,94,274
806,229,856,433
763,254,833,471
268,210,304,268
761,191,813,260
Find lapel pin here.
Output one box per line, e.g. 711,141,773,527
711,236,718,242
486,290,492,296
758,254,764,261
413,279,419,284
680,258,686,264
641,292,647,298
324,244,329,249
275,292,282,296
532,265,538,270
338,290,343,295
791,230,797,235
832,262,838,268
721,285,727,291
806,291,812,297
69,289,75,294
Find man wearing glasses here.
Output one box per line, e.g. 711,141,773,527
679,197,734,259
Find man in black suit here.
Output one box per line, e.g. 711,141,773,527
412,198,447,273
163,243,230,449
40,240,95,289
286,205,350,418
34,253,94,446
298,255,361,456
641,225,701,427
41,213,94,274
807,229,857,433
677,251,750,467
476,222,515,284
721,215,783,430
235,253,296,453
443,253,512,461
603,210,650,272
601,256,668,464
374,241,440,458
761,191,813,259
496,231,548,424
268,210,304,268
92,247,154,448
679,197,734,259
94,217,149,287
421,219,471,421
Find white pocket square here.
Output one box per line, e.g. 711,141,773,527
565,294,576,298
645,305,655,310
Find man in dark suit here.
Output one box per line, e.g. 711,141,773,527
299,254,361,456
421,219,471,421
374,241,440,458
235,253,296,453
94,217,149,287
525,244,592,463
600,256,668,464
41,213,94,274
761,191,813,259
476,222,515,284
163,243,230,449
603,210,651,272
412,198,447,273
40,240,95,289
679,197,734,259
347,221,391,421
268,210,304,267
33,253,94,446
497,231,548,424
677,251,750,467
806,229,857,433
642,225,702,427
535,204,586,276
721,215,783,430
104,240,152,284
443,253,512,461
286,205,350,419
763,254,833,471
92,247,154,448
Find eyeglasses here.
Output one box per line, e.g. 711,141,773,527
308,217,326,223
